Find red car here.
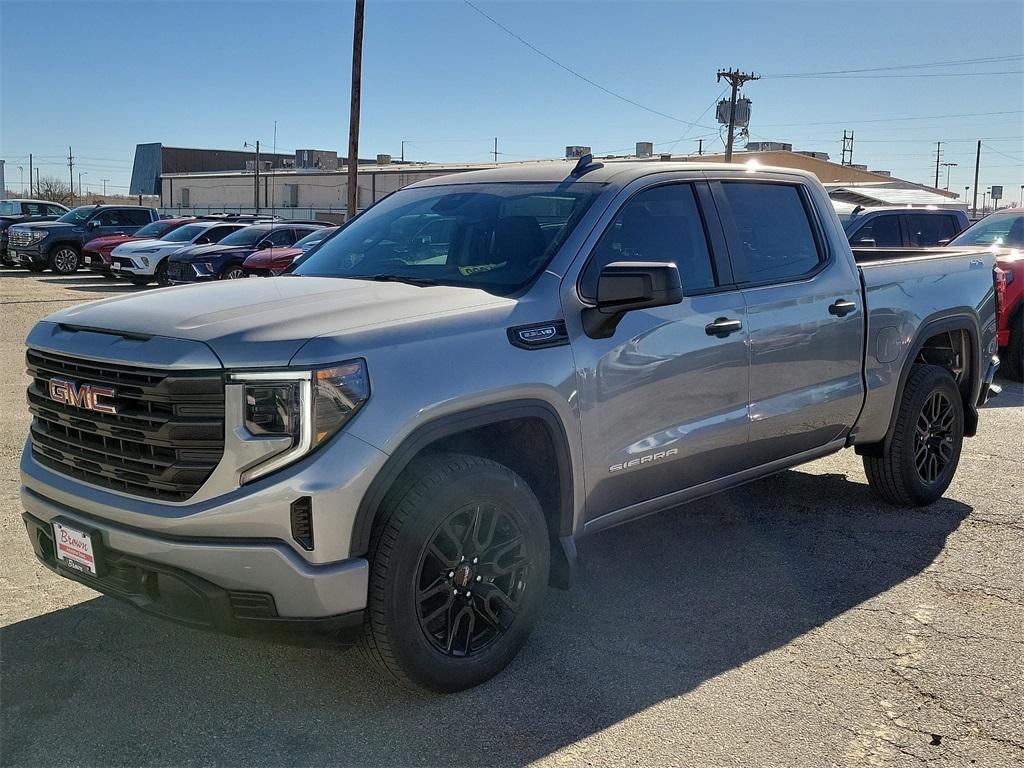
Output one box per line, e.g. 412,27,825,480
83,217,194,277
241,226,338,276
948,208,1024,380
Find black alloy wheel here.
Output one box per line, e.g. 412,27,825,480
914,391,957,484
415,502,531,658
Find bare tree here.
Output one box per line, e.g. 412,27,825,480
33,177,73,206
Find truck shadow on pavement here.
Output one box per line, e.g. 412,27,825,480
1,469,970,767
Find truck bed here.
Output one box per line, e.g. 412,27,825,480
851,246,989,265
852,245,998,444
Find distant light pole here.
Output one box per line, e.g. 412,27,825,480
244,141,261,213
101,178,110,197
79,172,87,201
18,165,24,193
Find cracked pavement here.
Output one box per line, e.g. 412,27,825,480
1,268,1022,767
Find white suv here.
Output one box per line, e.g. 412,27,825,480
110,221,247,286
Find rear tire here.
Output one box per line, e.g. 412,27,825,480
863,365,964,507
48,245,80,275
359,453,550,692
1002,307,1023,382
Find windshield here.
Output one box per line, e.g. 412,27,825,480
292,182,603,293
295,227,335,252
56,206,94,224
217,226,271,247
136,219,183,239
161,223,208,242
950,213,1024,248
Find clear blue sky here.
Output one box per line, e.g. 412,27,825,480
2,0,1021,202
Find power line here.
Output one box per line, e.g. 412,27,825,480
463,0,711,128
982,143,1024,163
768,71,1022,80
765,55,1022,78
758,109,1024,127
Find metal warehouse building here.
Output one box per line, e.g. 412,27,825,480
129,143,298,195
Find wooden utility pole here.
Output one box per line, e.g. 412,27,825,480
716,69,758,162
972,140,981,218
492,137,499,163
28,153,33,197
934,142,942,189
697,138,703,156
67,146,74,205
346,0,365,221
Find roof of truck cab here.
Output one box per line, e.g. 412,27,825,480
406,159,820,188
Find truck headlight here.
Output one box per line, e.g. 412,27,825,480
231,360,369,482
26,230,47,244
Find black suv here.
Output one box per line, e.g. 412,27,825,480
7,205,158,274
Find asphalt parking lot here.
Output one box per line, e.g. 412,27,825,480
1,267,1021,768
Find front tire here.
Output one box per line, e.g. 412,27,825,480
155,260,170,287
863,365,964,506
48,245,80,274
221,265,245,280
359,453,550,692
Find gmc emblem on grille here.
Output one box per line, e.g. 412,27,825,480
47,378,118,415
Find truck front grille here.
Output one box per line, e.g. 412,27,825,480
26,349,225,502
9,230,34,247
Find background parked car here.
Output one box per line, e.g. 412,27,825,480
0,199,70,266
7,205,159,274
842,206,969,247
948,208,1024,380
242,225,338,276
167,222,329,283
83,217,195,278
110,220,247,286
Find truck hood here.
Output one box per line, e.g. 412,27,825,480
40,276,512,368
10,220,74,233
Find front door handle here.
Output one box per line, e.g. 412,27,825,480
705,317,743,337
829,299,857,317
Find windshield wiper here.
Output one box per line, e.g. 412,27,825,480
356,274,440,287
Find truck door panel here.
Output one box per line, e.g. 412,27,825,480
712,179,865,465
568,181,750,523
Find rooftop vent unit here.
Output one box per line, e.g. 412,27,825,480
797,150,830,161
565,145,592,159
870,170,892,177
376,154,392,165
635,142,654,158
746,141,792,152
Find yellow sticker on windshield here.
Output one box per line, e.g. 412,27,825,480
458,262,507,276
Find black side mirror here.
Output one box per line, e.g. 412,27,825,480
582,261,683,339
258,240,273,250
87,220,101,229
195,236,212,245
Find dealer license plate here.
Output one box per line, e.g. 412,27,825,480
110,263,121,271
51,520,98,575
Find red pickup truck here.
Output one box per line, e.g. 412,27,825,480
949,208,1024,380
83,217,194,277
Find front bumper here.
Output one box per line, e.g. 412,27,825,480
21,483,370,625
9,244,47,267
82,251,112,273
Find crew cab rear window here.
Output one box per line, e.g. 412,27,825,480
849,214,902,247
124,209,154,226
582,183,716,299
905,213,960,247
720,182,824,283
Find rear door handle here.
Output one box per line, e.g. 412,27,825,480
705,317,743,337
829,299,857,317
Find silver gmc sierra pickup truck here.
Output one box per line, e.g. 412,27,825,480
21,160,1000,691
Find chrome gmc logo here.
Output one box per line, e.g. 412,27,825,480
47,378,118,415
